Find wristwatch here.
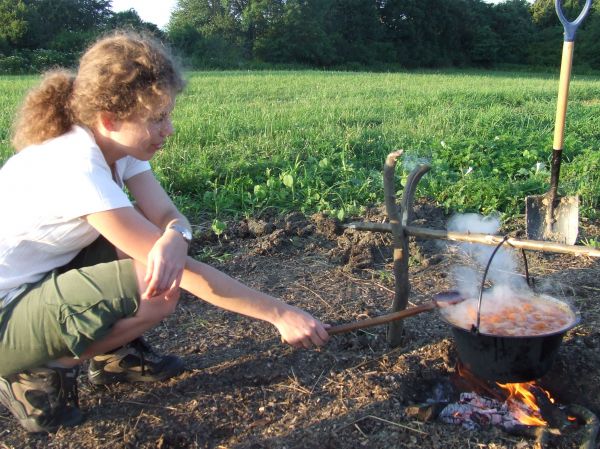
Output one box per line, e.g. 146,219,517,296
168,224,192,245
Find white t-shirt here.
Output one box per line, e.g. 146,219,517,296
0,125,151,305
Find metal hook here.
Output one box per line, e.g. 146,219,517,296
521,248,533,288
472,235,511,333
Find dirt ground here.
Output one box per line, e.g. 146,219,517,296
2,200,600,449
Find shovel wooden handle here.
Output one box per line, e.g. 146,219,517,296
548,0,591,208
327,301,437,336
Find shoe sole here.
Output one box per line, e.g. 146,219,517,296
0,377,83,433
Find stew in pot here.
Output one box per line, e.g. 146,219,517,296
440,290,576,336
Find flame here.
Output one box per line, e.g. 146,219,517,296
497,381,553,426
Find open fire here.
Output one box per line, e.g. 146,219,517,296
497,381,553,427
403,348,599,447
437,363,566,432
438,381,555,431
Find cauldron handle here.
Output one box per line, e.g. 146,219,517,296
474,235,511,332
520,248,533,288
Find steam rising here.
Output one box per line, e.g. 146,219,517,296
402,155,431,173
447,213,527,299
440,214,575,335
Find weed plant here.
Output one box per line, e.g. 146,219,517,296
1,70,599,223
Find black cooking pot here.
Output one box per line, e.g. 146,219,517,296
441,301,579,383
437,237,580,383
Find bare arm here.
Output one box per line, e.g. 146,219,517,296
125,170,190,231
124,171,190,296
85,207,329,347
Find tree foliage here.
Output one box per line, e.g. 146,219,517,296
164,0,600,70
3,0,600,73
0,0,164,73
0,0,28,52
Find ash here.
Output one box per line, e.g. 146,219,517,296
439,392,533,432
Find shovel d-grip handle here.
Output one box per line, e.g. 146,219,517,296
555,0,592,42
553,0,591,153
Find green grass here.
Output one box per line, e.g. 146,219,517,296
0,76,34,147
2,69,599,222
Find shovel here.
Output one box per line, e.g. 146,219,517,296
525,0,592,245
328,291,464,336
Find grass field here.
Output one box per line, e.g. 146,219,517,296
1,69,599,223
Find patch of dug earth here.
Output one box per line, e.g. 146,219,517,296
2,203,600,449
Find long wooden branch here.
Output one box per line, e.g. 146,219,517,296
344,221,600,258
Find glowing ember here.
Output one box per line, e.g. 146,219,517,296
441,363,563,431
439,392,523,431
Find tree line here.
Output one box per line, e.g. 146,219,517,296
2,0,600,74
168,0,600,69
0,0,161,73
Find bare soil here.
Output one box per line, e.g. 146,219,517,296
2,200,600,449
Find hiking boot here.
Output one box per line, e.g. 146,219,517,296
0,366,83,433
88,337,184,385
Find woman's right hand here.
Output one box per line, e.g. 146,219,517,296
86,207,188,300
273,304,330,349
142,229,188,299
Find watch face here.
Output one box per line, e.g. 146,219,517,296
171,224,192,242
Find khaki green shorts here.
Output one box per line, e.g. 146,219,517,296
0,237,140,376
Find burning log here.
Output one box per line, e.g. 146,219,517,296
498,382,553,427
530,385,569,430
452,362,503,402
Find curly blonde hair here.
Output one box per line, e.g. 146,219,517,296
11,31,185,151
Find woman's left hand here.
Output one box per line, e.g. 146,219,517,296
143,230,188,298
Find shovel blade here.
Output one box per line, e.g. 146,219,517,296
525,194,579,245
